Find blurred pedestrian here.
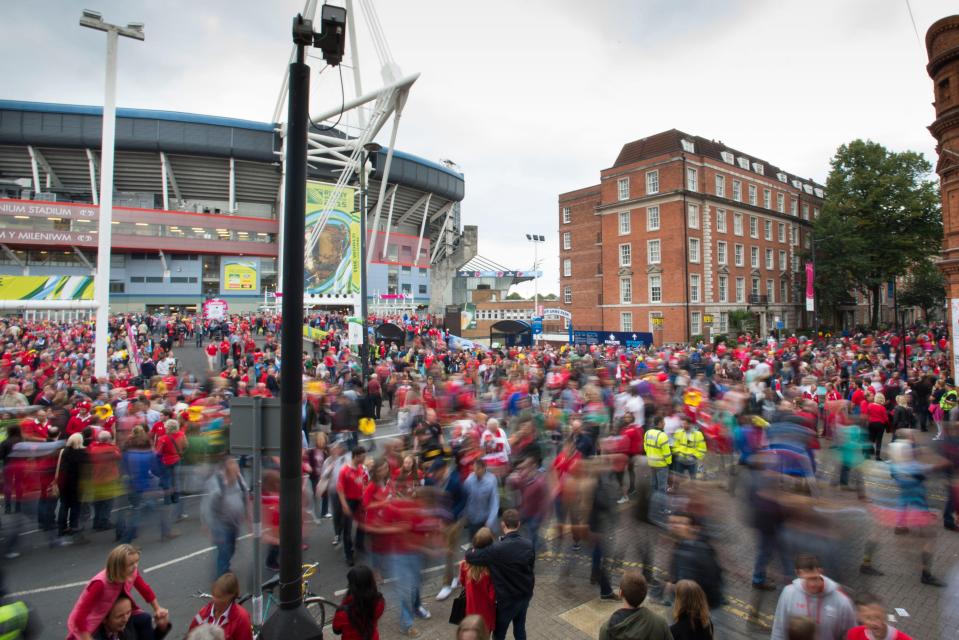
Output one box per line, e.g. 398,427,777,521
332,565,384,640
459,527,496,635
598,570,671,640
669,580,713,640
769,554,856,640
456,615,490,640
200,458,249,578
846,592,913,640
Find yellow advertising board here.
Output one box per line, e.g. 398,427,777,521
0,275,94,300
223,260,258,291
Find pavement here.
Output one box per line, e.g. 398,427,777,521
2,342,957,638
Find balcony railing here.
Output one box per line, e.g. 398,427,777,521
748,294,769,305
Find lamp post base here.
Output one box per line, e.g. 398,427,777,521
260,605,323,640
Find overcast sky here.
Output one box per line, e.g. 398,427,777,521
3,0,954,296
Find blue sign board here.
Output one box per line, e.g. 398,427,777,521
573,330,653,349
776,320,784,329
531,316,543,335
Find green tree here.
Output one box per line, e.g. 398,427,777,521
816,140,941,328
728,309,753,335
505,292,524,300
542,293,558,300
899,258,946,322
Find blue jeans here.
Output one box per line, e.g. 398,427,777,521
524,517,543,557
592,539,612,596
494,596,530,640
389,552,423,631
752,529,791,585
649,467,669,492
212,523,239,577
121,490,169,542
675,460,697,480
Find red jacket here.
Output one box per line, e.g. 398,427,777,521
459,561,496,633
846,626,912,640
189,601,253,640
864,402,889,425
331,594,384,640
156,433,182,466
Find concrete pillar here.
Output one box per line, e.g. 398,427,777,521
927,16,959,376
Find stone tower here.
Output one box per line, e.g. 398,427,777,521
927,16,959,374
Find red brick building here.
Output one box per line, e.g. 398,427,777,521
558,130,825,345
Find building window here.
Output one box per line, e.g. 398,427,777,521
802,204,810,220
646,170,659,195
618,210,631,235
792,255,799,272
778,222,785,243
721,151,735,164
715,174,725,198
734,243,744,266
621,311,633,332
736,277,745,302
419,284,427,294
751,246,759,268
780,279,787,303
813,207,819,220
563,286,572,304
563,258,572,277
109,281,125,293
777,193,785,213
691,312,701,336
764,220,772,241
562,231,571,250
686,167,698,191
751,277,760,296
719,311,729,333
687,204,699,229
766,279,775,302
748,184,758,206
562,207,571,224
401,283,411,294
749,216,758,238
689,238,701,263
791,226,798,245
791,198,798,215
716,209,727,232
129,276,144,283
717,241,727,265
647,239,661,264
646,206,660,231
733,213,743,236
779,250,787,271
620,277,632,304
763,189,771,209
732,180,742,202
718,274,728,302
401,265,411,272
765,248,773,270
690,274,701,302
618,177,630,201
649,274,662,303
619,243,632,267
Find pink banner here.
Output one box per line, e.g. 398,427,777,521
805,262,815,311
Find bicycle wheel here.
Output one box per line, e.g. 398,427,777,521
303,596,339,629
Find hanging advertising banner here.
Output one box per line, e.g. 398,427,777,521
203,298,229,321
220,258,260,294
0,275,93,300
125,321,141,376
305,181,359,297
805,262,815,312
347,316,364,346
461,303,477,330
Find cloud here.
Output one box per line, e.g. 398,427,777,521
2,0,953,301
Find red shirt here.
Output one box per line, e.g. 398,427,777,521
156,433,182,466
337,464,369,501
846,627,912,640
865,402,889,425
331,594,384,640
459,561,496,634
189,601,253,640
66,413,91,436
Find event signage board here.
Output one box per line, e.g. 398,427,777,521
532,316,543,335
305,181,359,297
203,298,229,320
221,257,260,293
456,270,543,278
0,275,93,300
573,330,653,348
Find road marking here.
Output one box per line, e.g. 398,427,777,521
8,533,252,597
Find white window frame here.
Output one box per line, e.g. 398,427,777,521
766,279,774,302
621,311,633,332
765,248,773,270
647,239,661,264
686,167,698,191
777,193,785,213
715,174,725,198
734,243,744,267
764,219,772,241
620,277,632,304
748,184,758,206
646,206,660,231
691,311,701,336
732,180,742,202
617,177,630,202
718,274,728,302
716,209,727,233
802,204,810,220
563,258,572,277
562,231,571,250
778,222,785,243
719,311,729,333
733,212,743,236
687,204,699,229
645,170,659,195
716,240,727,265
780,279,787,303
562,207,571,224
736,277,745,303
690,274,701,303
688,237,701,263
563,286,572,304
649,274,662,303
791,198,798,215
779,250,787,272
751,277,760,297
618,210,631,235
749,216,758,238
751,246,759,269
763,189,771,209
619,243,632,267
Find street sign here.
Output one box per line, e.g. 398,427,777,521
573,330,653,348
652,316,664,328
532,316,543,334
703,314,714,325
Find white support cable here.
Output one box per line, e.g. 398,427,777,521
366,107,403,266
27,146,63,191
344,0,366,129
379,185,398,258
394,192,430,226
27,147,41,195
308,73,417,123
228,157,236,213
85,149,99,205
413,194,434,262
430,204,456,263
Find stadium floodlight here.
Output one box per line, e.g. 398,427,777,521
79,10,144,378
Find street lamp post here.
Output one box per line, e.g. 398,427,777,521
79,10,144,379
525,234,545,330
359,143,381,381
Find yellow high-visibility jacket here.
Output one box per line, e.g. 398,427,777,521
644,428,672,468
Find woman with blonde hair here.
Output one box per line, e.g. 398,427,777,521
459,528,496,634
864,392,889,461
67,544,169,640
456,614,490,640
669,580,713,640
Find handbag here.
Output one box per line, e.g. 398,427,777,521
358,417,376,436
49,449,64,498
448,589,467,625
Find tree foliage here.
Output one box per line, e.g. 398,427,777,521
899,258,946,321
505,292,524,300
814,140,941,327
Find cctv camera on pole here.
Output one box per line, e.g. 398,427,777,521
260,6,346,640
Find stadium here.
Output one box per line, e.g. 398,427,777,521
0,99,470,318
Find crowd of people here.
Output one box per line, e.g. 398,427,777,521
1,309,958,639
